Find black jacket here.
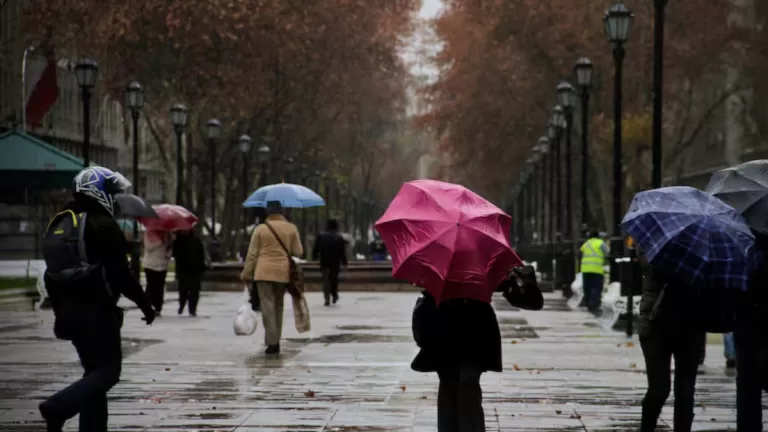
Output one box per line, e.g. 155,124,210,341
173,232,207,276
312,231,348,269
411,292,502,373
638,264,703,338
45,195,152,338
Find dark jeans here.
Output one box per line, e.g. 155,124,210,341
735,300,764,431
177,273,201,315
144,269,167,312
322,267,340,302
437,366,485,432
582,273,604,311
40,323,122,431
640,328,704,432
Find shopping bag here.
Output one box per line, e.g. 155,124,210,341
233,303,258,336
292,294,311,333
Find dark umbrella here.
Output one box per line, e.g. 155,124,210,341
114,193,158,219
706,160,768,235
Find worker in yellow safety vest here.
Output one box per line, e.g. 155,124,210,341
579,229,609,313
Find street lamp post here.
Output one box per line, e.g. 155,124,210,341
547,124,558,279
299,163,309,256
169,104,189,206
557,81,578,291
550,106,566,290
257,143,271,224
604,2,633,281
238,134,252,255
534,136,550,249
125,81,144,278
651,0,668,189
574,57,594,233
75,58,98,166
206,119,221,259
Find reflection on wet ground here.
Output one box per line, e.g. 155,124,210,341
0,292,757,431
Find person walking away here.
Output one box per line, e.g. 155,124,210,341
723,332,736,368
39,167,155,432
637,247,705,432
240,201,303,354
411,267,543,432
173,229,207,316
143,230,173,316
370,234,387,261
579,229,608,313
312,219,348,306
734,232,768,431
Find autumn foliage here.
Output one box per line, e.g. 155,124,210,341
422,0,766,226
23,0,420,251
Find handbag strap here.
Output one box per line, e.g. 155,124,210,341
264,221,291,259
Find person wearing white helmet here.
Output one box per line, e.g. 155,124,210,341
39,167,155,432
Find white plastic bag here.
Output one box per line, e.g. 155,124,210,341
233,304,258,336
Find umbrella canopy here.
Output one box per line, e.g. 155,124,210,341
706,159,768,235
114,193,158,219
243,183,325,208
139,204,198,232
375,180,522,303
621,186,759,292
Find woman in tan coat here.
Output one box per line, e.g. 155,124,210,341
240,201,303,354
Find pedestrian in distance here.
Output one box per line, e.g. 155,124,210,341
240,201,303,355
172,229,208,316
411,266,543,432
579,229,609,314
142,230,174,316
39,167,155,432
312,219,348,306
636,245,705,432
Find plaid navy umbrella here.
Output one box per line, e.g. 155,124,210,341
621,186,759,291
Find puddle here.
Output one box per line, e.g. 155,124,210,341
336,325,385,330
181,412,235,420
0,323,39,333
122,338,163,358
355,296,385,302
286,334,411,344
498,317,528,325
500,327,539,339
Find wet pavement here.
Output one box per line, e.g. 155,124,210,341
0,292,763,431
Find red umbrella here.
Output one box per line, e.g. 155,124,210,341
139,204,198,232
375,180,522,303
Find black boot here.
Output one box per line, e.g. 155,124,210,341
39,403,64,432
265,344,280,354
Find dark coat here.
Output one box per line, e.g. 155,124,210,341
45,195,152,339
312,231,348,269
637,264,703,338
172,232,207,276
411,292,502,373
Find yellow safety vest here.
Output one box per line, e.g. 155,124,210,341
580,238,606,274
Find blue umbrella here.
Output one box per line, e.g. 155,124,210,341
243,183,325,208
621,186,760,291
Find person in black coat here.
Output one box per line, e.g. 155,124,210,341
312,219,348,306
40,188,155,432
734,232,768,431
411,266,542,432
637,257,705,432
172,230,207,316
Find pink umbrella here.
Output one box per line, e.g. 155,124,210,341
138,204,198,232
375,180,522,303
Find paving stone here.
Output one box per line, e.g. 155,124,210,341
0,292,763,431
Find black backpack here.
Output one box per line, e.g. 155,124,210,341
43,210,106,291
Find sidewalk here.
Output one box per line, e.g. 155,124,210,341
0,292,753,431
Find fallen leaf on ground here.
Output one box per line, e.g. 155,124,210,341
304,390,316,398
556,410,562,414
511,340,518,344
400,385,407,392
570,413,582,419
629,362,637,368
420,396,428,400
626,342,635,348
164,368,171,371
513,364,521,371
